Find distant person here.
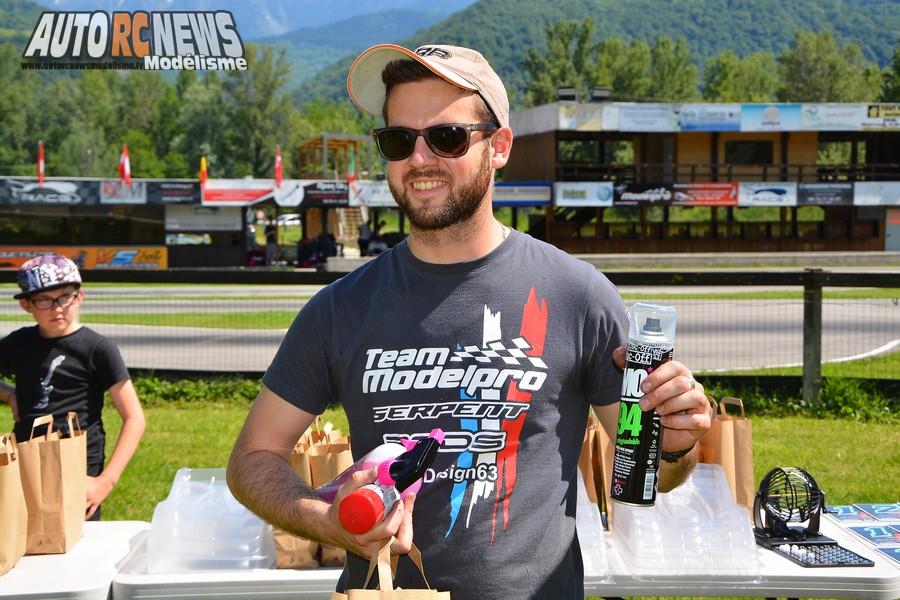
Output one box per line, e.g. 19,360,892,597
357,220,372,257
0,254,146,521
264,220,277,265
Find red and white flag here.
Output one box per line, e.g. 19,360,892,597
37,140,45,188
274,145,283,188
119,143,132,187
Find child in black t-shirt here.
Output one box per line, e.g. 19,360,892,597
0,254,146,520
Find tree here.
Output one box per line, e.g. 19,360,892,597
523,18,595,105
592,38,651,101
647,37,698,101
882,43,900,101
703,51,778,102
778,30,881,102
222,44,301,177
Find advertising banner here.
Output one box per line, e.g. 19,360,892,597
679,104,741,131
493,182,552,206
297,181,349,207
738,182,798,206
100,180,147,204
614,183,674,205
558,103,604,131
854,182,900,206
671,182,738,206
799,104,866,131
862,104,900,130
616,104,680,132
202,179,274,206
0,179,100,205
147,181,202,204
348,180,397,207
0,246,167,270
740,104,801,131
553,181,614,207
165,205,242,231
798,183,853,206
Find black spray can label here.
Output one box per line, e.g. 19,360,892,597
611,304,676,506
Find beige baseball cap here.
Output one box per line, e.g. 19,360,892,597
347,43,509,128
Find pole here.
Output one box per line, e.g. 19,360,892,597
802,268,823,405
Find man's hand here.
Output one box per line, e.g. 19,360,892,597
327,467,415,559
85,473,114,519
612,346,711,453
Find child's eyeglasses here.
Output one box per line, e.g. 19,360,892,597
28,291,79,310
371,122,498,161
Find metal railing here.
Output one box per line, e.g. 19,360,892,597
1,269,896,405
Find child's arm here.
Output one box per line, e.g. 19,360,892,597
0,380,18,421
86,378,146,519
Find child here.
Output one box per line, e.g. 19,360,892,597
0,254,145,520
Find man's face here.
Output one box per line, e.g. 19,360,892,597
385,78,495,231
19,286,82,337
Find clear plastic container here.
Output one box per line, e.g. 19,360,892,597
576,470,610,579
146,468,275,573
610,463,759,579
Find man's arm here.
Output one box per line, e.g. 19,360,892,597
604,347,711,492
226,386,414,558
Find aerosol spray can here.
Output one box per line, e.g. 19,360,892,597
611,303,677,507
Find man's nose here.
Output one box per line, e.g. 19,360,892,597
407,135,436,166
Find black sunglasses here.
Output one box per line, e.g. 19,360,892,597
372,122,498,161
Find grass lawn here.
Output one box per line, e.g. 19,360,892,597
705,349,900,379
1,404,895,522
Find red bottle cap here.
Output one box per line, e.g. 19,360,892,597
339,488,384,535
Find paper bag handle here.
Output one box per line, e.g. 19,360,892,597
0,433,17,460
719,396,746,418
29,414,55,440
66,411,82,437
363,540,433,592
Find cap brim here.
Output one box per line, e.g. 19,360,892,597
347,44,478,119
14,281,80,300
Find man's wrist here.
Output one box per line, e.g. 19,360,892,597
661,443,695,463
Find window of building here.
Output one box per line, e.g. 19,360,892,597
725,141,773,165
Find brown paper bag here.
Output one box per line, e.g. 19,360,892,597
699,396,755,514
0,433,27,575
331,542,451,600
274,435,321,569
577,414,615,529
309,440,353,566
577,425,597,503
17,412,87,554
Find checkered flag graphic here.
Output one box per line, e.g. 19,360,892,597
450,337,547,369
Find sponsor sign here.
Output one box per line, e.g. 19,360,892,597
165,205,241,231
148,181,201,204
616,104,680,132
862,104,900,130
0,178,99,204
799,104,866,131
558,103,604,131
798,183,853,206
100,180,147,204
671,182,738,206
553,181,613,207
202,179,274,206
738,182,798,206
740,104,802,131
0,246,166,270
22,11,247,71
349,180,397,207
614,183,674,205
298,180,349,207
493,182,552,206
854,182,900,206
679,104,741,131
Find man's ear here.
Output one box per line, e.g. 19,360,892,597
490,127,513,169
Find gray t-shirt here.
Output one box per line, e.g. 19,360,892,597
264,230,627,600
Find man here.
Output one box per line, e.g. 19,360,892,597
227,43,712,600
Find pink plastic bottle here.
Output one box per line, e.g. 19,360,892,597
313,440,413,503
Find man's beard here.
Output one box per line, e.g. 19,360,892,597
389,145,492,231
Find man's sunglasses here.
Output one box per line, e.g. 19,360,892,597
371,122,498,161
